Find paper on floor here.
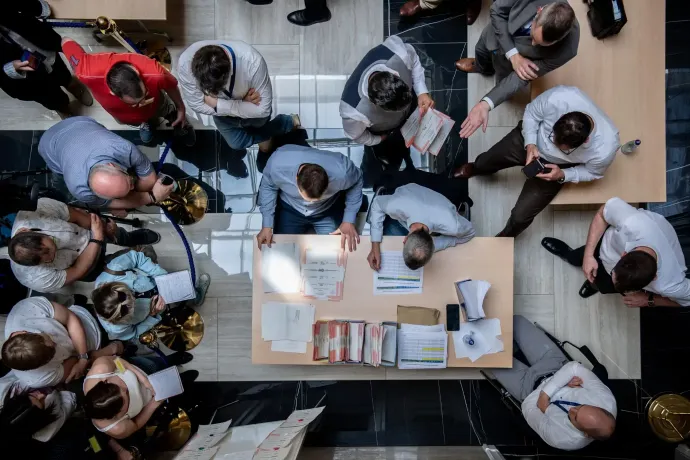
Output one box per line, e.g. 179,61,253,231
261,302,315,342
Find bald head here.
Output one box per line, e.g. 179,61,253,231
570,405,616,441
88,163,134,199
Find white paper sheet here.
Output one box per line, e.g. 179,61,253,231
300,248,345,300
401,108,421,146
154,270,196,303
374,251,423,295
456,279,491,320
452,318,504,362
174,446,220,460
381,324,397,364
397,328,448,369
261,303,315,342
262,243,301,294
428,117,456,156
400,323,445,333
215,421,281,459
175,420,232,459
413,109,444,152
148,366,184,401
271,340,308,354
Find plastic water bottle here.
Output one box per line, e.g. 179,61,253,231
463,332,475,346
620,139,641,154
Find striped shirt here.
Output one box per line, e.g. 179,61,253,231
38,117,153,207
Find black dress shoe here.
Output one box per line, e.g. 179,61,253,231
541,237,573,260
168,351,193,366
123,229,161,246
246,0,273,4
180,370,199,386
287,8,332,26
579,280,599,298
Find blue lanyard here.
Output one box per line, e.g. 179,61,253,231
221,45,237,99
551,400,581,414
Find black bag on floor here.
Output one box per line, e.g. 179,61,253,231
584,0,628,39
0,259,27,314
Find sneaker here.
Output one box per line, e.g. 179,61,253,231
140,122,154,144
123,229,161,247
189,273,211,307
175,123,197,147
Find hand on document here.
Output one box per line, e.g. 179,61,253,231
417,93,435,116
330,222,360,252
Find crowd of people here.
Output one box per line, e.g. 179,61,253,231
0,0,684,457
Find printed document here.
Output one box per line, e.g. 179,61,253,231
261,302,315,342
397,324,448,369
300,247,346,301
154,270,196,303
374,251,423,295
262,243,301,294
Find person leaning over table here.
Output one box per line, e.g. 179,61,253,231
367,184,475,271
38,116,175,217
453,85,619,237
256,144,363,252
2,297,124,389
8,198,160,294
542,197,690,307
456,0,579,139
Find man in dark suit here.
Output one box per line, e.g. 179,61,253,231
456,0,579,138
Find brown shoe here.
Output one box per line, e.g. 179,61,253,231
400,0,422,17
455,58,479,73
453,163,475,179
467,0,482,25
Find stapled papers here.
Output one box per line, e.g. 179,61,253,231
261,302,315,343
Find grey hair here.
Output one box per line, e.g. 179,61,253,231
403,229,434,270
88,164,129,200
536,2,576,44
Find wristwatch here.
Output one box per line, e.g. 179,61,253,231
78,352,89,361
648,292,656,307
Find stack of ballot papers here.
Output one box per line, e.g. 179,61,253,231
401,108,456,156
455,279,491,321
300,247,347,301
262,302,315,354
362,322,398,367
155,270,197,303
312,320,398,366
451,318,504,362
397,323,448,369
261,243,302,294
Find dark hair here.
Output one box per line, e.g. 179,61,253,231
553,111,592,149
368,72,413,111
613,251,657,293
191,45,232,96
1,333,56,371
0,387,58,440
8,232,49,266
84,381,124,420
296,164,329,199
538,2,576,43
403,229,434,270
106,62,144,100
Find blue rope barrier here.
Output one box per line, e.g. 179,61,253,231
45,20,92,28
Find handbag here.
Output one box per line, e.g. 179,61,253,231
583,0,628,39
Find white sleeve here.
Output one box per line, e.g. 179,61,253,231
217,54,273,119
369,195,390,243
177,52,217,116
659,279,690,307
383,35,428,96
541,361,581,397
342,117,383,146
602,197,639,229
521,390,563,449
36,198,70,221
522,89,551,147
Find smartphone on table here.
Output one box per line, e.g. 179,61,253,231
446,304,460,332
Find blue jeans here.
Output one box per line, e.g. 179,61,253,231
274,199,344,235
382,217,409,236
214,114,294,150
129,355,168,374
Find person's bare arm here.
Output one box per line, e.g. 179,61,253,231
63,214,105,285
67,206,92,229
52,301,90,381
106,399,163,439
60,357,78,384
110,176,174,209
582,204,608,283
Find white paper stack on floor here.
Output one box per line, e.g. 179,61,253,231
455,279,491,321
262,302,315,353
452,318,504,362
397,323,448,369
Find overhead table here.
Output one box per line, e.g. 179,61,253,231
531,0,665,205
46,0,167,20
252,235,514,369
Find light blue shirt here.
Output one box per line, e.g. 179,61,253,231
94,250,168,341
259,145,363,228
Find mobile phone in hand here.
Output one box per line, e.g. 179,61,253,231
20,50,45,70
522,158,546,178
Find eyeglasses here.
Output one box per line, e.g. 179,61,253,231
548,129,578,155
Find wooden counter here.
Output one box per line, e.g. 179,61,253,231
531,0,666,205
252,235,514,368
47,0,166,20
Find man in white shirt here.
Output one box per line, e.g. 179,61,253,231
491,315,617,451
2,297,121,388
177,40,300,154
340,36,433,184
367,184,475,270
8,198,160,293
542,197,690,306
454,85,619,237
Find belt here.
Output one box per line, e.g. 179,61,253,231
533,372,556,391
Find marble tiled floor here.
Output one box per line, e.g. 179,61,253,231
0,0,641,381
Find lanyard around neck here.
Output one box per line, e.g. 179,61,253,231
221,45,237,99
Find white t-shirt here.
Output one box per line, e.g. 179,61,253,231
4,297,101,388
10,198,90,293
0,374,76,442
600,197,690,305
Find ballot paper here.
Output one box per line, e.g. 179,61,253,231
261,302,315,342
455,279,491,321
401,108,454,154
148,366,184,401
300,247,346,301
174,420,232,460
397,323,448,369
254,407,325,460
452,318,504,362
262,243,301,294
374,251,423,295
155,270,196,303
381,323,398,365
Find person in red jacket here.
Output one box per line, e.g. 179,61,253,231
61,38,195,146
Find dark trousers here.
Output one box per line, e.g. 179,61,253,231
362,128,414,188
305,0,328,13
563,237,618,294
474,122,570,237
273,198,344,235
0,56,71,111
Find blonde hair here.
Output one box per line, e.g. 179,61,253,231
92,282,135,324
